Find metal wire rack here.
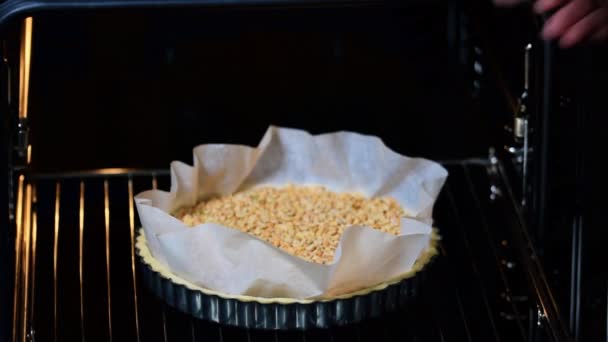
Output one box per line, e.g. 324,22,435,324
11,161,542,342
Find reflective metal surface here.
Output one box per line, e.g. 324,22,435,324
138,241,428,330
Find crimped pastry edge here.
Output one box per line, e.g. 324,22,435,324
136,228,439,304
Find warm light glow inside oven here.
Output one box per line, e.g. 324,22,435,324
19,17,33,119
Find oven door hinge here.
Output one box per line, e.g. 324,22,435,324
505,43,534,208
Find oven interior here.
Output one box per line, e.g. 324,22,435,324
4,0,603,341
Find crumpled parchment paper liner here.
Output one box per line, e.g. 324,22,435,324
135,126,448,299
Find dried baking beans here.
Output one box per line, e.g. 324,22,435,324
175,185,404,264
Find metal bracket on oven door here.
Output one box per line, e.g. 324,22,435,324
487,147,503,201
4,49,30,167
26,326,36,342
505,43,533,207
15,117,29,160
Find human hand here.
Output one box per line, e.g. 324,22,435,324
493,0,608,48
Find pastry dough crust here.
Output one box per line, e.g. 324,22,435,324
136,229,439,303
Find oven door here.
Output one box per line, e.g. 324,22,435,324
1,1,573,341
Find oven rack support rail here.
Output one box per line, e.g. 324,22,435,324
0,0,439,28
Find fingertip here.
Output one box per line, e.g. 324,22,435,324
542,19,560,39
555,21,583,46
534,0,568,13
555,8,608,48
493,0,527,6
558,35,577,48
534,0,546,13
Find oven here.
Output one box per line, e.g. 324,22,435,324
1,0,605,341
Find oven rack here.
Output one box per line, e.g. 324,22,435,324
10,160,565,342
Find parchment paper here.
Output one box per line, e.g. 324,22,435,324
135,126,448,299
